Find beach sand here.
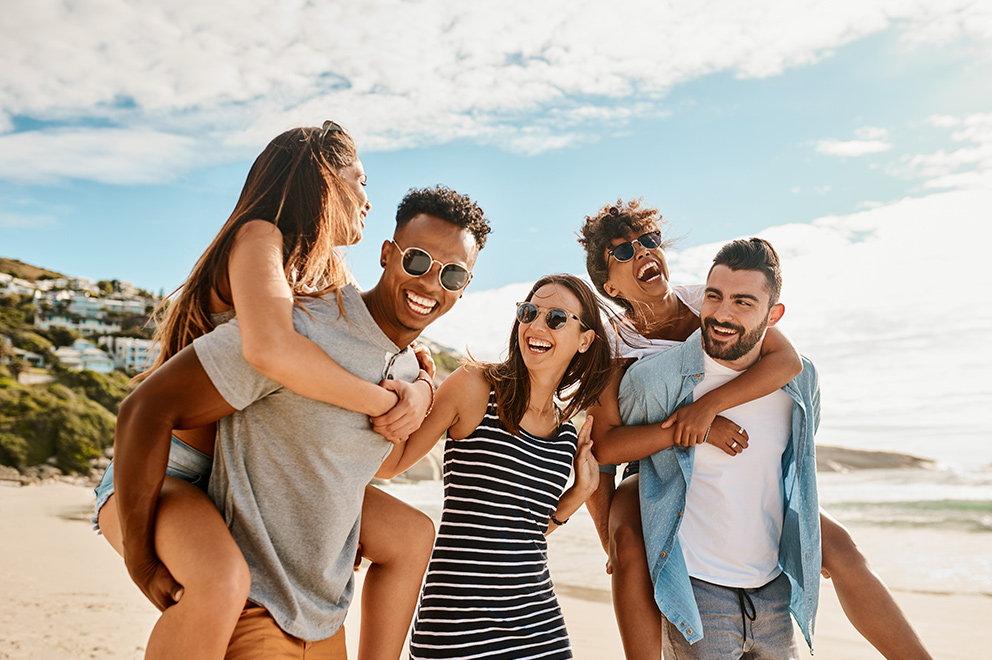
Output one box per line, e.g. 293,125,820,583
2,482,987,659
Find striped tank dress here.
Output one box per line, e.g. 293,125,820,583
410,390,577,660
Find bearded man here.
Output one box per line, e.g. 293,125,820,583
618,237,821,659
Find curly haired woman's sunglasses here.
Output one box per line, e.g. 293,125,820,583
607,231,663,262
515,302,588,331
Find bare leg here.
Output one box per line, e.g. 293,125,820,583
99,477,250,660
821,509,933,660
586,471,616,555
609,475,662,660
357,484,435,660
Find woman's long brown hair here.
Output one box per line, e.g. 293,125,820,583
134,125,360,384
479,274,614,435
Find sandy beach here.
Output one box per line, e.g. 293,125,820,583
2,481,988,659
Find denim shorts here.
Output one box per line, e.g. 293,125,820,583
662,572,797,659
91,435,213,533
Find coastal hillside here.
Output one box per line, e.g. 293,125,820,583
0,257,63,281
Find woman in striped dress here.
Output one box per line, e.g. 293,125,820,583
377,273,614,659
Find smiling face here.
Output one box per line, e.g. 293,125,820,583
375,212,478,344
700,264,784,368
336,158,370,243
517,283,595,375
602,226,672,307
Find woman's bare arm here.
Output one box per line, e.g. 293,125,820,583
663,325,801,446
588,362,681,465
228,221,430,432
376,366,490,479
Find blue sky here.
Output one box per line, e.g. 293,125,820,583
1,1,989,295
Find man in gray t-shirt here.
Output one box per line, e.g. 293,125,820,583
113,186,490,657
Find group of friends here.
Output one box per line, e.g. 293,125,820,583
93,122,932,660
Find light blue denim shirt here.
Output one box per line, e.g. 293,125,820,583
618,329,822,648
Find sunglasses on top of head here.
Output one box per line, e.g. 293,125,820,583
391,242,471,292
607,230,663,263
515,302,588,331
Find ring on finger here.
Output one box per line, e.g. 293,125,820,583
737,426,745,435
731,440,739,449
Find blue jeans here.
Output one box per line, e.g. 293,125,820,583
91,435,212,533
662,572,799,660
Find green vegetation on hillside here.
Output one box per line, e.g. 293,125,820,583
0,366,123,473
1,290,132,475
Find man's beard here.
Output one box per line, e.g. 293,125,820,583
701,315,769,361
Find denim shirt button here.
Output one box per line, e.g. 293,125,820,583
676,510,682,517
659,551,667,558
686,628,693,634
680,622,686,627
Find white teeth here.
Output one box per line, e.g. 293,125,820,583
528,338,552,353
406,291,437,315
637,261,660,282
712,326,736,335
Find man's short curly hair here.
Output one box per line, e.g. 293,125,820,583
395,185,491,249
577,198,673,314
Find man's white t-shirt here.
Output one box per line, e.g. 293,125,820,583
678,352,794,588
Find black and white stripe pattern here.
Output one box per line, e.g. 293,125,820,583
410,390,577,660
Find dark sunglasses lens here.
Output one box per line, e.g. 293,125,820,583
516,303,538,324
402,248,433,276
639,231,662,249
546,309,570,330
611,242,636,262
439,265,469,291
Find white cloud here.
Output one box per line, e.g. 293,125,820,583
0,128,201,184
899,112,992,190
854,126,888,140
816,138,893,156
425,189,992,468
0,0,990,183
927,114,961,128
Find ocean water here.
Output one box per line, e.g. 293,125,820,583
380,460,992,601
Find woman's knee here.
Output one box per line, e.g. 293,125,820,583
608,506,646,569
403,508,437,561
365,503,436,567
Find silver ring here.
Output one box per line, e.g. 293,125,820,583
731,440,739,449
737,426,745,435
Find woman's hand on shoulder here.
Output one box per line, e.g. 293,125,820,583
411,342,436,380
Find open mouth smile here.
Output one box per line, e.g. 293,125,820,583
636,260,661,283
526,337,552,354
405,291,437,316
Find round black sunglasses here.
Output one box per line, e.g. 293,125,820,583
392,242,471,292
607,231,663,263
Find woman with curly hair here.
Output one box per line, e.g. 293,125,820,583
579,198,931,660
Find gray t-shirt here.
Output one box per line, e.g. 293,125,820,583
193,284,418,641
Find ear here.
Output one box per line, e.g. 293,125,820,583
766,302,785,327
577,328,595,354
379,241,391,268
602,279,619,299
